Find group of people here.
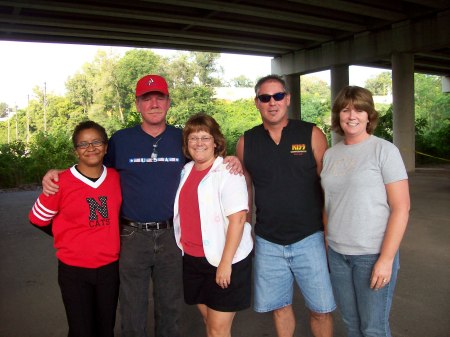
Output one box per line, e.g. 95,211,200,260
29,73,410,337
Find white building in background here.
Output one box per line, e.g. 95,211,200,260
0,107,16,122
215,87,393,105
373,95,393,104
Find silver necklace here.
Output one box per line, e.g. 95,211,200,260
151,137,163,160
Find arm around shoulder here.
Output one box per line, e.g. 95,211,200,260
42,169,65,196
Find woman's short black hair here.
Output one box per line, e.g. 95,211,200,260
72,120,108,148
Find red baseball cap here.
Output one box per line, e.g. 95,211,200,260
135,75,169,97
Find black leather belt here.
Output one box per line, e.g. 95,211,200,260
120,218,173,231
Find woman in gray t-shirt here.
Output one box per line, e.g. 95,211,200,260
321,86,410,337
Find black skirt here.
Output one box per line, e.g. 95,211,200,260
182,253,252,312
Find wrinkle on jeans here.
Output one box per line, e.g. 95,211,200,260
328,247,399,337
119,227,183,337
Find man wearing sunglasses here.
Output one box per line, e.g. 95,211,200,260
237,75,335,337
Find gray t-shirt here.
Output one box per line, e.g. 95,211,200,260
321,135,408,255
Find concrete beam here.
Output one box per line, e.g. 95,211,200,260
272,10,450,75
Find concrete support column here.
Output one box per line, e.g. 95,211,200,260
330,65,349,144
443,76,450,93
392,53,415,172
285,74,300,119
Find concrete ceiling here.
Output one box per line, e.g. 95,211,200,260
1,0,449,75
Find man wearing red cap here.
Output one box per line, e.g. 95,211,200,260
105,74,184,337
43,74,241,337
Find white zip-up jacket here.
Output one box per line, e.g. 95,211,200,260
174,156,253,267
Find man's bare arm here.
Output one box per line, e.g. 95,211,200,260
236,136,253,223
311,126,328,175
42,169,64,196
223,156,243,175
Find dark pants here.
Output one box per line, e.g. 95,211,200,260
119,226,183,337
58,260,119,337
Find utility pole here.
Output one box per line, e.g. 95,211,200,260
15,104,18,140
43,82,47,132
7,107,10,144
26,95,30,143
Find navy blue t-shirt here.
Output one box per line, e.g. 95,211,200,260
104,125,186,222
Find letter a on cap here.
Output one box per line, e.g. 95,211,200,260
135,75,169,96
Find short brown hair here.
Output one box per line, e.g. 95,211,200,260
254,74,289,95
182,113,226,159
331,86,378,136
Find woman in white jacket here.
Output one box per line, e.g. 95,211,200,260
174,113,253,337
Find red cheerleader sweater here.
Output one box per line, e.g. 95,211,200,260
29,166,122,268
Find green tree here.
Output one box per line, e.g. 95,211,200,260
27,86,84,138
165,52,221,125
0,102,8,118
365,71,392,95
0,141,30,187
374,106,393,141
372,73,449,164
27,131,76,183
66,72,93,115
213,98,261,155
168,86,218,126
88,50,124,122
414,74,450,163
0,107,24,144
192,52,222,87
300,75,331,138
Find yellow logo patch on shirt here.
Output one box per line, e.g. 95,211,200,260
291,144,307,155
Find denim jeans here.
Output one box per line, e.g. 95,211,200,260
328,247,400,337
254,232,336,313
119,226,183,337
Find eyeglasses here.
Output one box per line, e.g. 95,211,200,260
257,92,286,103
188,136,213,143
76,140,105,149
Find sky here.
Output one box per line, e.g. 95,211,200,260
0,41,387,109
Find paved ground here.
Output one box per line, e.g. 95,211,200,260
0,166,449,337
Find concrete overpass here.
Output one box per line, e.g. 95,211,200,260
1,0,449,171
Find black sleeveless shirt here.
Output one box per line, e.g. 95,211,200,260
244,119,324,245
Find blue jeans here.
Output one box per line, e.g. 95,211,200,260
254,232,336,313
328,247,400,337
119,226,183,337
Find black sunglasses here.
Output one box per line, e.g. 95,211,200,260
257,92,286,103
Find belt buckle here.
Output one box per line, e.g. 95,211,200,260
143,222,157,231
